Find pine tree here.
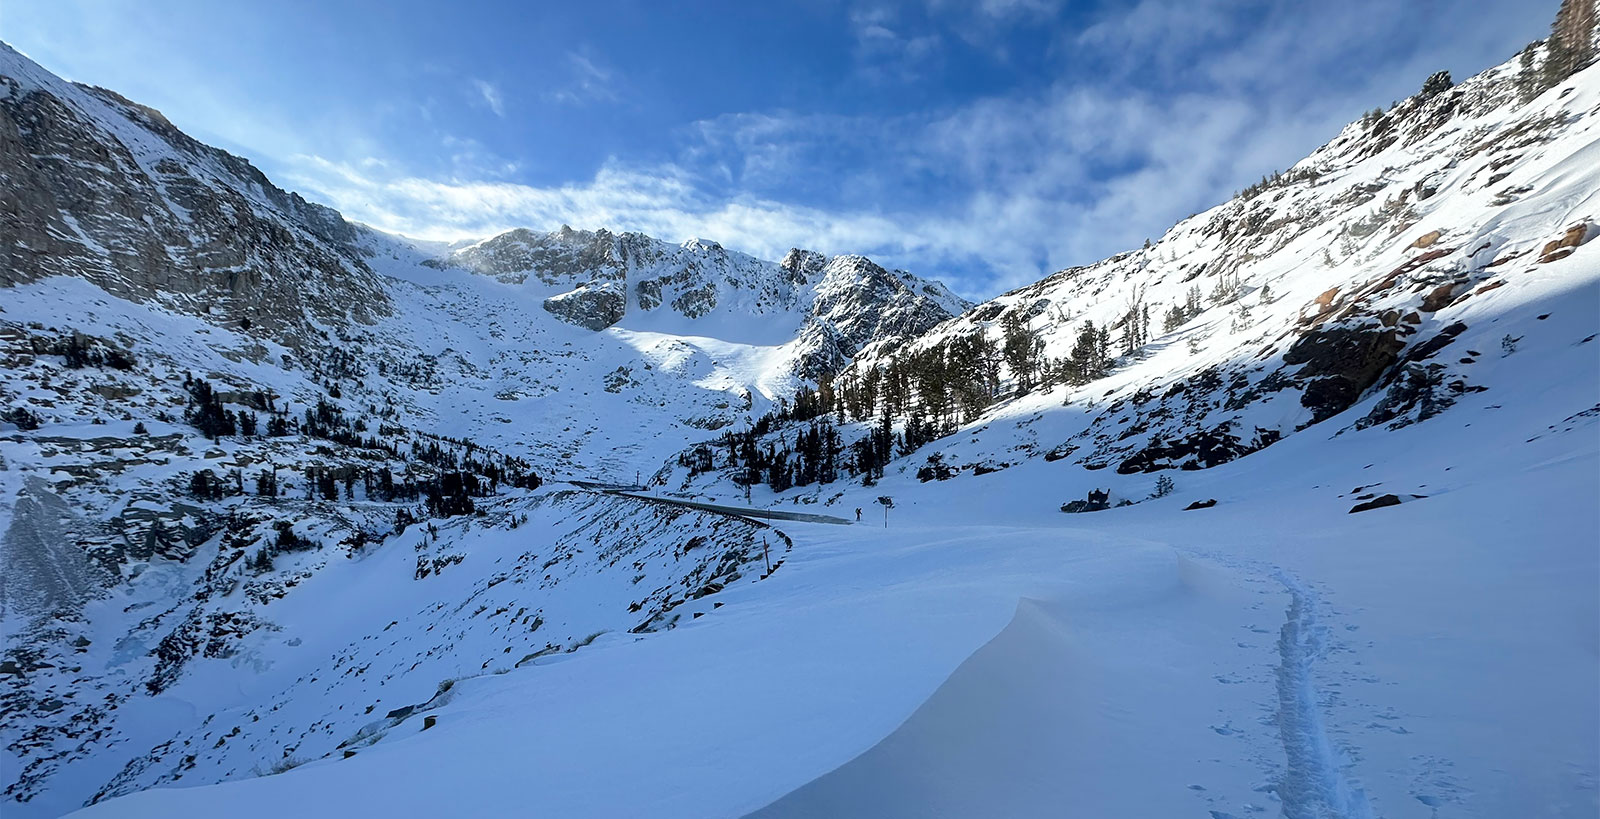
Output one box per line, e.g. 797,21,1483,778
185,379,237,439
266,413,291,437
1002,314,1042,395
317,470,338,501
1419,70,1453,98
1067,321,1112,384
1519,0,1598,102
1546,0,1598,88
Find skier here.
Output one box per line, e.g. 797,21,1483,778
855,507,862,522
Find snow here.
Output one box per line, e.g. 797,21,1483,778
64,370,1600,816
58,249,1600,816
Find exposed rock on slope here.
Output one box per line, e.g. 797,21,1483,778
1282,324,1406,422
802,254,970,376
0,43,386,346
542,280,627,331
431,225,970,376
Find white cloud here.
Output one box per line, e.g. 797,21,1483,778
660,77,1363,291
285,154,911,256
471,78,505,117
283,82,1311,296
279,9,1512,299
1075,0,1243,54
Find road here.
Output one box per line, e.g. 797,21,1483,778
567,481,855,526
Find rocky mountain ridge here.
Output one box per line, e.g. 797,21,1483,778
0,43,386,347
3,34,970,395
429,225,970,374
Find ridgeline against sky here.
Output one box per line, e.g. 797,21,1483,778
4,0,1560,295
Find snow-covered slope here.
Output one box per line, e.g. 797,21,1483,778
0,267,801,814
691,35,1600,486
59,267,1599,818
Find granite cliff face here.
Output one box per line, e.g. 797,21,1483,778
0,43,386,346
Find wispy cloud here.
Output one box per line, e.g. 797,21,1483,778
470,78,505,117
973,0,1062,18
285,154,915,258
849,6,943,83
548,51,620,105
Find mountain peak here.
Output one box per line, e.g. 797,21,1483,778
680,236,723,251
420,226,968,362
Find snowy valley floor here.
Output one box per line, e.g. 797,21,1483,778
68,361,1599,818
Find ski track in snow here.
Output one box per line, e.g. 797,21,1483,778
1272,570,1374,819
1180,549,1384,819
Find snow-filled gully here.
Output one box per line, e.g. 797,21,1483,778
1272,571,1374,819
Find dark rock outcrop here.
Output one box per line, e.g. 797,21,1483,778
1061,489,1111,514
1117,424,1280,474
542,282,627,331
1398,321,1468,365
1284,324,1405,421
1349,494,1403,513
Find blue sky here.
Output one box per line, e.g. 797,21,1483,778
4,0,1554,297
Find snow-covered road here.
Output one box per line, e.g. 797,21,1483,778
603,489,855,526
